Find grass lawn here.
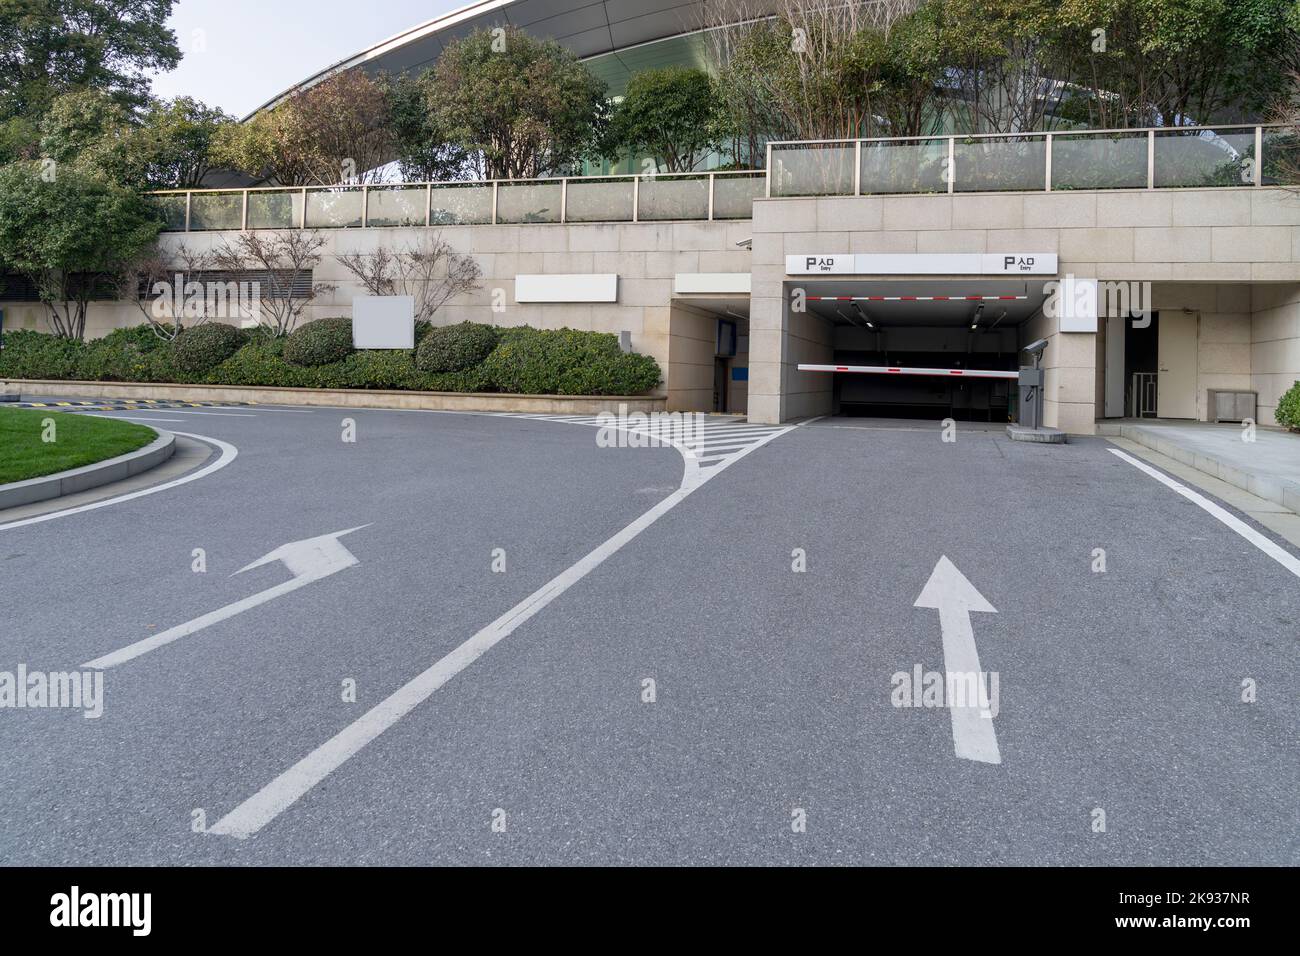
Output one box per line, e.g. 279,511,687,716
0,407,157,484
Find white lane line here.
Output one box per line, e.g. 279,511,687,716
133,409,257,418
209,417,801,838
1109,447,1300,580
0,432,238,532
88,415,187,423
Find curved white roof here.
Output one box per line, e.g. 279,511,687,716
249,0,778,118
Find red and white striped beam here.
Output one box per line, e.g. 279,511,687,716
807,295,1028,302
798,364,1020,379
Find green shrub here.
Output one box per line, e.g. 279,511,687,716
78,325,171,382
481,327,661,395
205,335,315,388
1276,380,1300,431
415,321,499,373
0,328,85,380
171,323,246,374
283,317,354,367
0,322,662,397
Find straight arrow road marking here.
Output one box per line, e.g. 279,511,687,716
914,556,1002,765
82,526,369,670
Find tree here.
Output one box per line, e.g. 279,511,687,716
601,67,722,173
1056,0,1299,127
115,242,214,340
39,90,234,188
210,107,311,187
708,0,922,143
940,0,1071,134
212,71,394,185
385,72,467,182
0,0,180,123
37,88,131,165
0,161,162,339
132,97,236,188
208,231,336,336
425,25,607,179
336,234,482,323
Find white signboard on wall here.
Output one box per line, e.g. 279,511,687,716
1044,276,1100,333
785,255,856,275
515,273,618,303
786,253,1058,276
352,295,415,349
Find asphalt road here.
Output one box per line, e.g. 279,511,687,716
0,403,1296,865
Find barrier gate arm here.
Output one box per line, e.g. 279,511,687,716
797,364,1020,379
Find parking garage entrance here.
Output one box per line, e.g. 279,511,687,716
795,279,1051,422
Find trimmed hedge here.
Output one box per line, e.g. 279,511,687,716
283,317,354,367
415,321,498,373
481,327,661,396
0,324,662,397
1277,380,1300,431
171,323,247,374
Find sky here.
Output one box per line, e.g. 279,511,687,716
148,0,464,118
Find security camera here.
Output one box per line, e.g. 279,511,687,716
1023,338,1049,357
736,237,752,249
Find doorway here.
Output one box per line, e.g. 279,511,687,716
1157,311,1198,419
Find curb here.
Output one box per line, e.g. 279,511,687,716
0,429,176,510
0,379,667,416
1099,422,1300,515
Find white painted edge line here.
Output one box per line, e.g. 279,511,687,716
1109,447,1300,580
208,416,803,838
0,431,238,533
127,409,257,418
91,416,187,423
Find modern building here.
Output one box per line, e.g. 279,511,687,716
4,1,1300,432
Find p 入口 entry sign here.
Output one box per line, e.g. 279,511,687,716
785,253,1058,276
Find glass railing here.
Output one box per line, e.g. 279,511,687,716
153,170,769,231
151,127,1296,231
766,124,1297,197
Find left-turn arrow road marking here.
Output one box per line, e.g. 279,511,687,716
82,526,370,670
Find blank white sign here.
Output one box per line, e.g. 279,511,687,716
353,296,415,349
515,274,617,303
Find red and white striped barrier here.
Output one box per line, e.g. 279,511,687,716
798,364,1020,379
806,295,1028,302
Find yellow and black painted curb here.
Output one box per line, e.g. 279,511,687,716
8,400,258,412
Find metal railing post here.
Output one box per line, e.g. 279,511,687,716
707,173,715,221
765,142,772,197
1146,130,1155,189
1254,126,1263,186
854,140,862,196
361,185,369,228
184,192,192,232
560,178,568,223
947,137,955,194
491,181,499,225
632,176,640,222
425,184,431,227
300,188,307,228
241,190,249,230
1044,134,1053,191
